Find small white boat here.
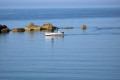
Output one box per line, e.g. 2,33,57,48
45,31,64,36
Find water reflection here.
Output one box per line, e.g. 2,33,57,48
26,31,42,39
0,32,9,42
45,35,64,48
45,35,64,40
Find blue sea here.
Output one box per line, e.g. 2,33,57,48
0,8,120,80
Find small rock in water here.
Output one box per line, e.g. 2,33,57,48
12,28,25,32
53,26,59,30
1,28,10,33
61,27,73,29
25,22,41,31
42,23,53,30
0,24,10,33
81,25,87,30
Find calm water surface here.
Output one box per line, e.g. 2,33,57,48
0,8,120,80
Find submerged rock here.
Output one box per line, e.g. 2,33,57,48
12,28,25,32
81,25,87,30
25,23,41,31
42,23,53,30
61,27,73,29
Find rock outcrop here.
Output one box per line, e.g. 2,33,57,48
53,26,59,30
12,28,25,32
0,24,10,33
42,23,53,30
25,23,41,31
81,25,87,30
1,28,10,33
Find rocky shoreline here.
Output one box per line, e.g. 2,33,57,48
0,23,87,33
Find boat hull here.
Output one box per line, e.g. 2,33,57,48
45,33,63,36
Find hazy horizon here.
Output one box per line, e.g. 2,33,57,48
0,0,120,9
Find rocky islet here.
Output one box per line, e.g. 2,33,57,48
0,23,87,33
